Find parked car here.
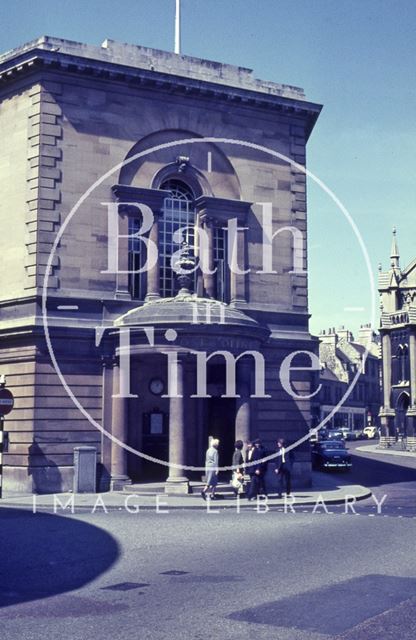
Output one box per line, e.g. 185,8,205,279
339,427,350,439
363,426,379,439
309,429,319,443
326,429,345,441
345,429,365,441
317,428,330,441
311,440,352,471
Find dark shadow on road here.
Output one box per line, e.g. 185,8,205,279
228,574,416,635
0,508,119,608
348,446,416,487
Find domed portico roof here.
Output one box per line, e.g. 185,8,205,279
114,292,270,349
116,292,256,328
114,244,269,348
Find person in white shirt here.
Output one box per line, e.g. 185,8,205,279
274,438,292,498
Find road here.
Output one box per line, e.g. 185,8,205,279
327,440,416,517
0,443,415,640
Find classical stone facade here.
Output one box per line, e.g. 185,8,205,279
0,36,321,494
378,230,416,449
316,325,381,430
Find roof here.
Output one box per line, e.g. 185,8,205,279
115,292,267,335
0,36,322,138
0,35,305,99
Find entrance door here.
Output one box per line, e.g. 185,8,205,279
207,398,236,476
141,411,169,481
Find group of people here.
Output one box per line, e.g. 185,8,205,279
200,437,293,501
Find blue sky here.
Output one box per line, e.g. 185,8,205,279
1,0,415,336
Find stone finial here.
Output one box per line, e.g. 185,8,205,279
390,226,400,269
175,242,196,295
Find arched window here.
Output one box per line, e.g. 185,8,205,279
392,343,410,384
393,345,403,384
126,177,230,301
159,179,196,297
402,344,410,383
158,178,228,300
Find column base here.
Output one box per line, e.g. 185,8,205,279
145,292,160,303
406,436,416,452
110,475,132,491
379,436,396,449
165,476,191,494
114,291,132,301
406,409,416,436
230,298,247,308
379,408,395,437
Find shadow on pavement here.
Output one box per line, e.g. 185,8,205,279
228,574,416,635
348,447,416,487
0,508,119,608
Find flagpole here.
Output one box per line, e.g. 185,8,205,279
174,0,181,54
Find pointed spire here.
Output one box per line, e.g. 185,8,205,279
390,226,400,269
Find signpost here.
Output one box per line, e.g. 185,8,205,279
0,382,14,499
0,387,14,416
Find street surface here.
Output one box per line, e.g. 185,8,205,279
0,443,415,640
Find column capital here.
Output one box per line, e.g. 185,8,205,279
102,354,116,369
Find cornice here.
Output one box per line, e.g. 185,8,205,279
0,48,322,138
195,195,252,223
111,185,171,211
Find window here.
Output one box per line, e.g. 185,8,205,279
126,178,230,301
213,225,229,302
393,343,410,384
158,178,228,300
128,216,146,300
159,179,196,297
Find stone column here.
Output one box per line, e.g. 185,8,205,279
203,218,216,298
115,208,130,299
230,226,247,306
406,328,416,438
165,354,190,493
145,212,160,301
110,361,131,489
379,331,395,443
100,356,114,491
235,359,251,443
382,332,392,409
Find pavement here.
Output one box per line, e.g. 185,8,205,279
357,443,416,458
0,471,371,511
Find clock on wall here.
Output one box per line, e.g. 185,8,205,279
149,378,165,396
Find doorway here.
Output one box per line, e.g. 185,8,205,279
396,392,410,437
136,411,169,482
207,397,236,476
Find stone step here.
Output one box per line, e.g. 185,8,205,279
122,482,238,496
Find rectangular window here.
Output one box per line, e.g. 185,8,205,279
128,217,146,299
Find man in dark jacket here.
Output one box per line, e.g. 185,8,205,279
274,438,293,498
247,438,268,500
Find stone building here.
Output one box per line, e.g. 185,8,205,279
378,229,416,449
316,325,381,430
0,36,321,494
